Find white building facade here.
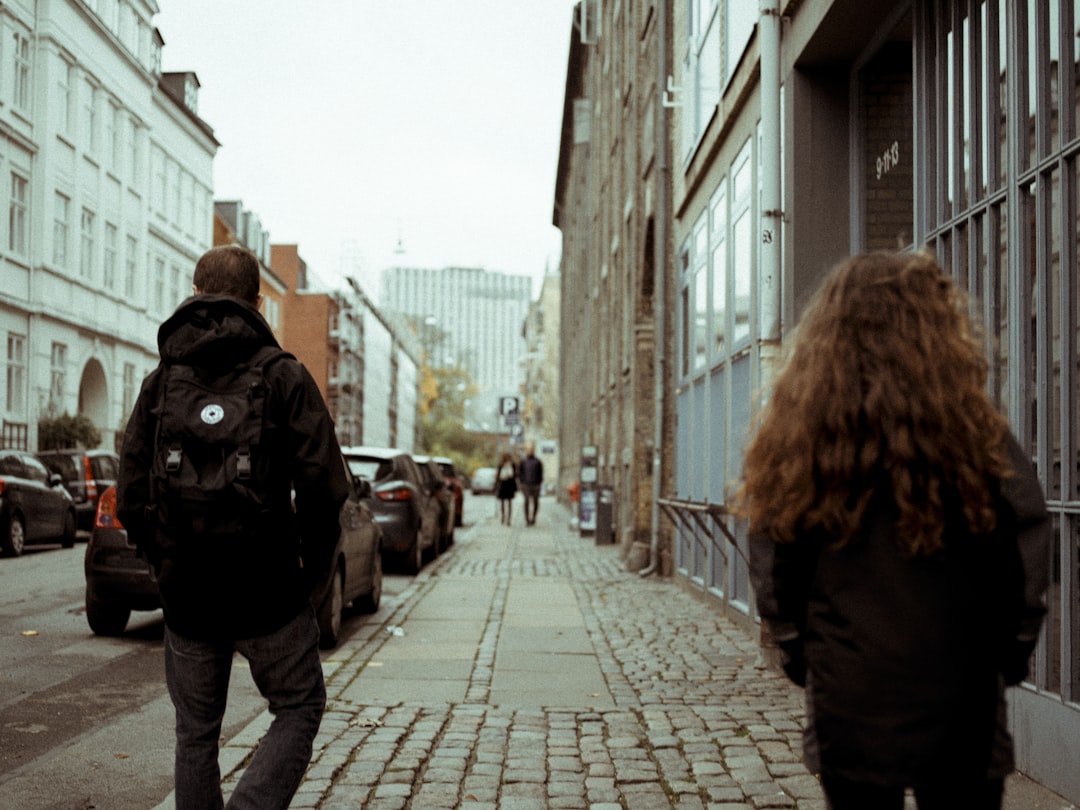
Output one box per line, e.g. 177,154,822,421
1,0,216,453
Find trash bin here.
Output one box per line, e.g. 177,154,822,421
595,486,615,545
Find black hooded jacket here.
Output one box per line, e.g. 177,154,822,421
749,433,1051,786
117,294,348,640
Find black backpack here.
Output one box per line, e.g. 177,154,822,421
149,345,292,542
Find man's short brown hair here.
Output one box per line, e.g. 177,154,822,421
192,245,261,304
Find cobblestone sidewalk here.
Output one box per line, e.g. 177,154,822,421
218,502,820,810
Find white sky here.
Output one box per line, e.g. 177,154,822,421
154,1,578,300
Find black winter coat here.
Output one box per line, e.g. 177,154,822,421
117,294,348,640
749,434,1051,787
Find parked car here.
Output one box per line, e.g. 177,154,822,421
0,449,78,556
341,446,441,574
470,466,497,495
37,448,119,534
83,456,383,648
413,455,456,551
433,456,464,527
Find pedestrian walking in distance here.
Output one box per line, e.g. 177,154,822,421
495,452,517,525
733,250,1051,810
117,245,348,810
517,440,544,526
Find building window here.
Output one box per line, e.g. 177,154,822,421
692,212,708,371
124,234,138,298
730,139,753,345
127,118,139,183
153,256,165,313
57,58,74,135
153,149,166,213
84,80,99,154
710,183,727,356
53,192,70,268
6,334,25,414
12,32,31,111
50,343,66,408
679,246,691,378
725,0,757,88
122,362,136,417
106,102,122,171
682,0,720,157
170,263,182,309
8,173,27,256
80,208,96,280
103,223,118,291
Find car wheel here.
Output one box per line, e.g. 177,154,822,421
86,594,131,636
404,530,423,575
355,546,382,614
317,563,344,649
3,514,26,557
60,510,77,549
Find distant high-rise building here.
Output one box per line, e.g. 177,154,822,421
380,266,532,432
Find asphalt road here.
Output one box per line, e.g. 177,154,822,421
0,536,415,810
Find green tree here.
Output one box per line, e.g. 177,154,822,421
38,410,102,451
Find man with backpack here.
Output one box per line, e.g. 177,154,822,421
117,245,348,810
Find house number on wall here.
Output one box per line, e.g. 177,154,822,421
876,141,900,181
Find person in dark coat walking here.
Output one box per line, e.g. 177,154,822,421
495,452,517,525
117,245,348,810
733,251,1051,810
517,440,544,526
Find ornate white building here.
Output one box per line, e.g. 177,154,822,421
0,0,217,452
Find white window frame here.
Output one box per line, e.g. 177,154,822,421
103,222,118,291
50,342,66,408
80,208,96,280
53,192,70,268
5,333,25,414
12,31,31,111
8,173,28,256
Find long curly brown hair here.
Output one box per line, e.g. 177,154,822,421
733,250,1011,556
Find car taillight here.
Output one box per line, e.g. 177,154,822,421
94,486,124,529
83,455,98,500
376,486,413,502
0,478,6,496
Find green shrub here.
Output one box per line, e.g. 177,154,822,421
38,411,101,451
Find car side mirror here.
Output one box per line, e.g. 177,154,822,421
354,478,372,499
49,473,64,488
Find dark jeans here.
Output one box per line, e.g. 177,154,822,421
521,483,541,524
165,605,326,810
499,495,514,525
822,774,1004,810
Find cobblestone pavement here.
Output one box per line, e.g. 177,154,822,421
203,500,1064,810
217,501,819,810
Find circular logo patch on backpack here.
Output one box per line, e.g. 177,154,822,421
200,404,225,425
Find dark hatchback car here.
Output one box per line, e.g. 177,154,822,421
36,448,119,534
413,455,456,552
0,449,78,556
84,457,383,648
341,446,441,574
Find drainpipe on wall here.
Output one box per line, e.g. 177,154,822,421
759,0,782,347
756,0,784,666
641,0,669,578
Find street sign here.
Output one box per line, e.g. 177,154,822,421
499,396,519,416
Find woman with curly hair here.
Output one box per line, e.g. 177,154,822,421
734,251,1051,810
